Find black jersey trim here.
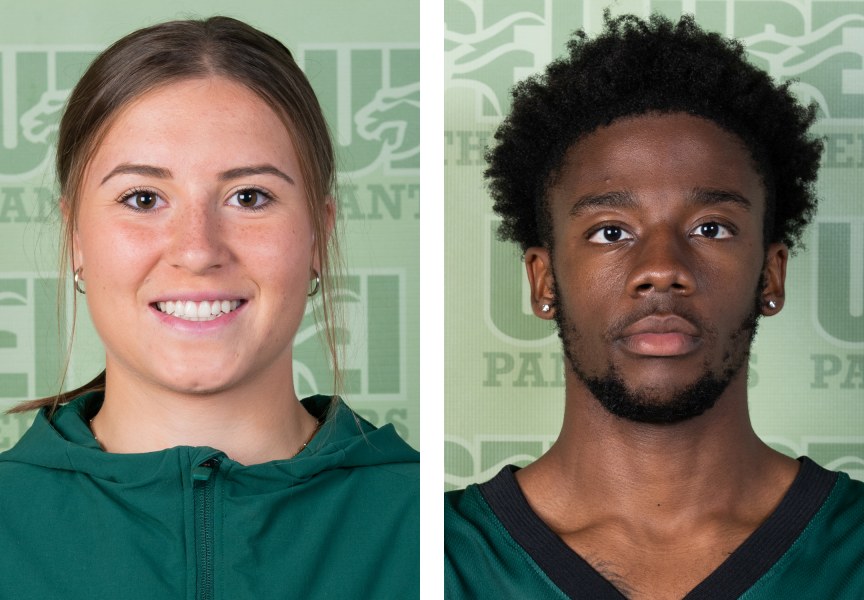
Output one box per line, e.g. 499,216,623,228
479,466,626,599
479,457,838,600
684,457,836,598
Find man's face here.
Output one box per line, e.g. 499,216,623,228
526,112,787,423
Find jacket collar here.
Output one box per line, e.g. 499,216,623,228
0,393,418,487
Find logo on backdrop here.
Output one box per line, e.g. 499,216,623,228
299,45,419,178
444,0,864,124
811,218,864,390
445,0,553,120
0,275,63,400
293,269,405,401
0,46,100,181
0,44,421,181
445,435,553,490
737,9,864,124
814,218,864,348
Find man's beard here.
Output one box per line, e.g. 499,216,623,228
553,280,763,425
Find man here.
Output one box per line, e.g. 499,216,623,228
444,13,864,600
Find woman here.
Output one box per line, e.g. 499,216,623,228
0,17,419,599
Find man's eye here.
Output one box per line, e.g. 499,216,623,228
588,226,633,244
228,188,272,209
691,222,733,239
121,190,162,211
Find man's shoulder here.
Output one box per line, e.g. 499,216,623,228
444,482,491,542
742,467,864,599
808,469,864,542
444,469,510,536
444,470,570,600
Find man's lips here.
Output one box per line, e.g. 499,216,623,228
618,315,702,357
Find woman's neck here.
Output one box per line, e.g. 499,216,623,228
90,363,321,465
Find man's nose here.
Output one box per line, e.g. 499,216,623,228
625,227,696,298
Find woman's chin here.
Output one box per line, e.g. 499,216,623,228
141,367,241,397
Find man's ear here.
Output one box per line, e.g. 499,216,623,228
524,246,556,320
761,243,788,316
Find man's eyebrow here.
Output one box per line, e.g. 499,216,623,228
219,165,295,185
688,188,752,209
568,190,636,216
100,164,172,186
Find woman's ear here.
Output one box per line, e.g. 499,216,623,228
761,242,788,316
61,197,83,270
524,246,556,320
324,195,336,239
312,196,336,272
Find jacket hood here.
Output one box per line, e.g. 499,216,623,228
0,393,419,488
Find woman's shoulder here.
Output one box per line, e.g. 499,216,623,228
312,397,418,478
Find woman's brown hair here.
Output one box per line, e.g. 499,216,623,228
12,16,341,414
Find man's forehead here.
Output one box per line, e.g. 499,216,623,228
548,112,767,212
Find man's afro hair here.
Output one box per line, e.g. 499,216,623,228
485,12,823,252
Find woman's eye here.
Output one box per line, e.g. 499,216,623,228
122,190,162,210
228,188,271,209
692,222,733,239
588,226,633,244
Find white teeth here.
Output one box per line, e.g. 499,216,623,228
156,299,241,321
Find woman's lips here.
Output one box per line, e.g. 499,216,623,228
150,299,247,331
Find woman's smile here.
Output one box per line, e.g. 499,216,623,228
154,299,243,321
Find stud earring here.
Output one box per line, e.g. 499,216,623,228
308,269,321,297
767,300,777,310
541,304,551,313
73,267,86,295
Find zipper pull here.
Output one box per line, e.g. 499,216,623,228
192,458,219,482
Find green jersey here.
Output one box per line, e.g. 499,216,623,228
446,458,864,599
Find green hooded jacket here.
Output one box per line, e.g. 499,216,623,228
0,393,419,599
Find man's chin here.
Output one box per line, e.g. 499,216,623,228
581,373,728,425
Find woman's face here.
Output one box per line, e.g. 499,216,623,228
73,77,317,396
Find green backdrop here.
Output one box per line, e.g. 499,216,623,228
0,0,420,450
445,0,864,488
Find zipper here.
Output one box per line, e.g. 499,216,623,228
193,458,219,600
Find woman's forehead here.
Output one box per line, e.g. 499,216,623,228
83,77,300,184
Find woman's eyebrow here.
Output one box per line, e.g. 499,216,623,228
219,165,295,185
99,164,295,186
100,163,171,185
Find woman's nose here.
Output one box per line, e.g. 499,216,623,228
166,203,229,274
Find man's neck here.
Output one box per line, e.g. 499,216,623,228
514,369,799,598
